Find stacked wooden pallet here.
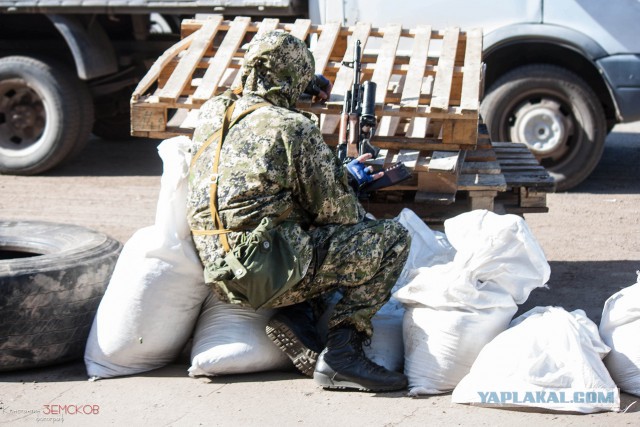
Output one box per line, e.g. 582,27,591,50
131,15,482,146
130,16,553,223
364,124,555,226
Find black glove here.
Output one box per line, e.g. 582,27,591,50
304,74,331,98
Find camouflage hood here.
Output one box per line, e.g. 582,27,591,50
240,31,315,109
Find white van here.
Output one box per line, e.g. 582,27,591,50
310,0,640,190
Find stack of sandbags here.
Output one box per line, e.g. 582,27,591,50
84,136,303,379
317,209,455,373
452,307,620,413
395,210,550,395
599,273,640,396
84,136,209,379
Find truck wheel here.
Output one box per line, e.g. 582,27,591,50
0,56,94,175
0,221,122,372
480,64,606,191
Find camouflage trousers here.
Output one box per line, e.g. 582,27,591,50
266,219,410,337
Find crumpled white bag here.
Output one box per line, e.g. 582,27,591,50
452,307,620,413
599,272,640,397
363,209,454,372
189,292,291,376
392,208,455,294
395,210,550,395
85,136,209,379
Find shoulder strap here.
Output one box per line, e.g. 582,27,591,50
190,101,270,252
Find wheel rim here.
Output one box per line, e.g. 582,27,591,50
0,78,47,153
501,91,575,166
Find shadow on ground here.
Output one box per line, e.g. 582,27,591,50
46,136,164,177
516,260,638,323
570,131,640,194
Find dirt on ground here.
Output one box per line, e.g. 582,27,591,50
0,123,639,426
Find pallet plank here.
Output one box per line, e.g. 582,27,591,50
159,16,222,103
288,18,312,42
400,25,431,109
430,27,460,112
313,22,341,74
193,16,251,103
458,173,507,191
371,24,402,105
256,17,280,35
460,27,483,113
462,161,502,174
131,32,196,101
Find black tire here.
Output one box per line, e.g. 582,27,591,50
480,64,607,191
0,56,94,175
0,221,122,372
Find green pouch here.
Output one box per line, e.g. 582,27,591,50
206,216,304,309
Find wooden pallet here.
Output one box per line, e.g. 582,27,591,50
129,15,553,224
363,124,555,226
130,15,484,155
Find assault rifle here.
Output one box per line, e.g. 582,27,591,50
337,40,412,192
337,40,380,162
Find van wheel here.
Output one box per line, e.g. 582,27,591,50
481,64,606,191
0,221,122,371
0,56,94,175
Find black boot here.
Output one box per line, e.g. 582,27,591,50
266,302,323,377
313,326,408,392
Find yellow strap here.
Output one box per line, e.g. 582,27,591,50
190,101,271,252
190,229,235,236
211,103,237,251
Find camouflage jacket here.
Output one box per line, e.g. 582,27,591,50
186,31,365,291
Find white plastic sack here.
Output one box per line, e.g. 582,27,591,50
362,299,405,372
402,304,516,395
599,273,640,397
395,210,549,395
362,209,454,372
396,210,550,308
452,307,620,413
189,292,291,376
85,136,209,379
392,208,455,293
444,210,550,304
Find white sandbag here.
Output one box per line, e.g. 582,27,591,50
392,208,455,293
363,209,454,372
85,136,209,379
189,292,291,376
452,307,620,413
599,273,640,396
402,304,516,395
395,210,549,395
444,209,550,304
362,299,405,372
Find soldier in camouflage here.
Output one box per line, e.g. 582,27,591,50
187,30,410,392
